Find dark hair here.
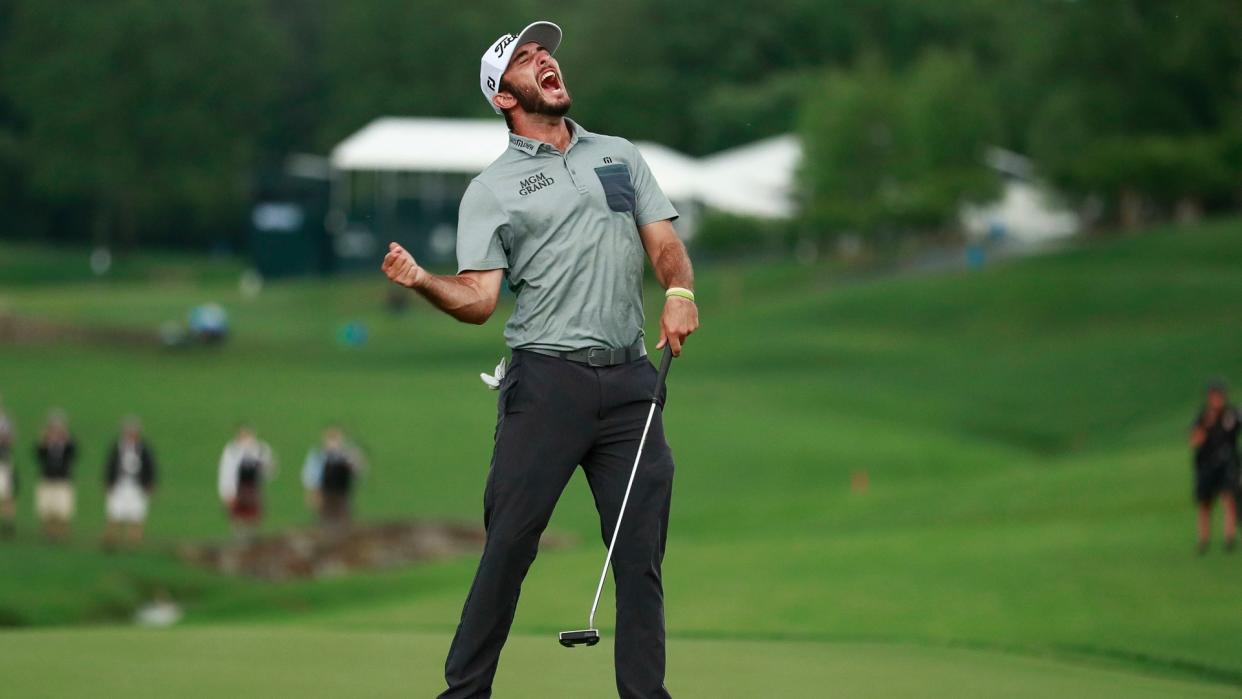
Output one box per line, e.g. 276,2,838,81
498,77,515,130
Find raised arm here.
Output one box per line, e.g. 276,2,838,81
1190,426,1206,449
382,243,504,325
638,219,699,355
1191,408,1214,448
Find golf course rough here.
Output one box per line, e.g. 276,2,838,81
0,218,1240,693
1,629,1240,698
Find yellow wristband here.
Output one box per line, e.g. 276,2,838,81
665,287,695,303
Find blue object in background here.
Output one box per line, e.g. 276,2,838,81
188,303,229,343
987,220,1007,243
338,322,369,348
966,244,986,270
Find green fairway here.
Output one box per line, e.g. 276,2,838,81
2,219,1242,693
1,628,1240,698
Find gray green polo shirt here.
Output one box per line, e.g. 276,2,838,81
456,119,678,353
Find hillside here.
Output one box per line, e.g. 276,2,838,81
0,220,1240,692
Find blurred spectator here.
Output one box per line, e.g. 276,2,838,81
300,426,366,526
35,410,77,541
218,424,276,540
103,417,158,548
0,403,15,539
189,303,229,344
1190,380,1240,554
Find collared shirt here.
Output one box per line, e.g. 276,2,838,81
217,439,275,502
456,119,678,352
37,437,76,481
119,443,141,481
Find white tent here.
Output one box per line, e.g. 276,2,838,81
960,181,1080,245
330,117,509,175
331,118,506,174
630,141,702,203
327,117,708,254
330,117,701,201
331,122,1085,240
697,135,801,219
326,118,813,261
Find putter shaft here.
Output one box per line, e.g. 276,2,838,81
586,354,668,628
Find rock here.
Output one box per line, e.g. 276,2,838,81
178,519,574,581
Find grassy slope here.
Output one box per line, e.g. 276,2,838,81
3,628,1242,698
0,220,1240,689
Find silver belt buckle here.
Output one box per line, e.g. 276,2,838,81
586,347,610,367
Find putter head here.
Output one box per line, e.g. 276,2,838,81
558,629,601,648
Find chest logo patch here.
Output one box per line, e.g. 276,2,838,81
518,172,555,196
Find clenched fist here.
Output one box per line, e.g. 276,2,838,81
656,295,698,357
382,242,427,289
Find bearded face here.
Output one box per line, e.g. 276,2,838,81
499,42,572,118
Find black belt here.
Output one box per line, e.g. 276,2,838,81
525,340,646,367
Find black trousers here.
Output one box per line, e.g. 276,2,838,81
439,350,675,699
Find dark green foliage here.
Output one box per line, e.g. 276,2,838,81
0,1,1239,245
692,212,791,257
1,0,289,245
1012,0,1242,222
800,51,1001,238
2,219,1242,685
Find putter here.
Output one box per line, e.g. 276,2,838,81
559,344,675,648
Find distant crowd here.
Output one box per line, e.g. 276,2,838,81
0,400,367,546
3,381,1235,554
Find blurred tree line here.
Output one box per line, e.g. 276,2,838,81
0,0,1238,249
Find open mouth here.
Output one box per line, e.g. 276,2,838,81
539,69,563,93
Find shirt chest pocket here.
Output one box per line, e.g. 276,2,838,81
594,163,636,214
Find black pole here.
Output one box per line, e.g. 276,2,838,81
652,345,674,400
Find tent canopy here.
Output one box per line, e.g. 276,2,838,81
697,135,801,219
330,117,703,202
330,120,1075,233
630,141,702,203
330,118,507,174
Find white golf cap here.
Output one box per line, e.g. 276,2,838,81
480,21,563,114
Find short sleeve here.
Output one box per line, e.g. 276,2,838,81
627,142,679,226
456,180,510,273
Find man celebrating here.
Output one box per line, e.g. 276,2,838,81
382,20,697,699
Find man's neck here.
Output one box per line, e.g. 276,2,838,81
512,113,571,153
